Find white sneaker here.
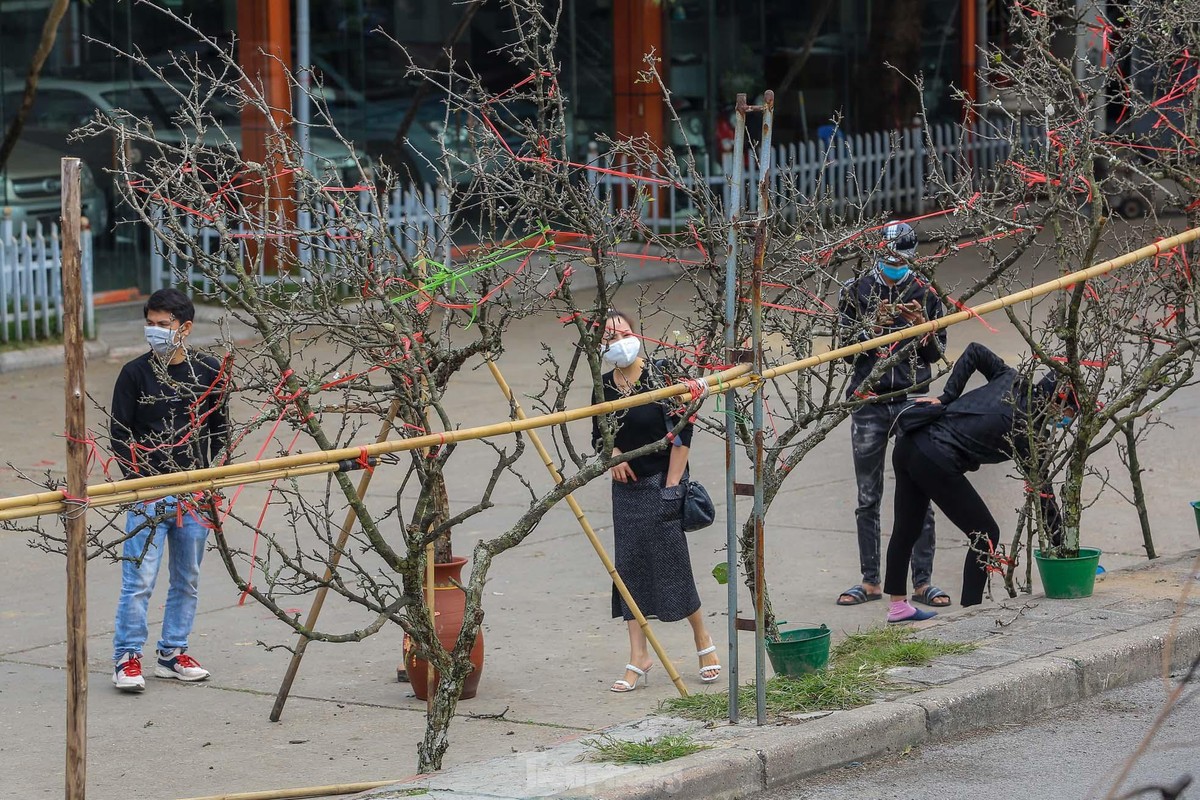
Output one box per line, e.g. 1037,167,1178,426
153,648,210,682
113,653,145,692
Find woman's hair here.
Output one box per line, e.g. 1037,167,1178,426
606,308,633,326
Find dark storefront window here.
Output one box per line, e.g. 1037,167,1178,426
0,0,972,292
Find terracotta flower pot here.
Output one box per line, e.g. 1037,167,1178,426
403,556,485,700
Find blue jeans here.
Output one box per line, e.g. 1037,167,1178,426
112,496,209,662
851,404,936,588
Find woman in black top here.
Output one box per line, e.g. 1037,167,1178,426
884,342,1073,621
592,310,721,692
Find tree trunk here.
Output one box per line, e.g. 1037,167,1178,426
739,516,778,640
1122,422,1156,559
1061,455,1085,557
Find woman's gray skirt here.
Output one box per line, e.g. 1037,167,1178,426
610,471,702,622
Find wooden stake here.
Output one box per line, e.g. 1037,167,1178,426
486,361,689,698
425,540,436,711
61,156,87,800
268,401,401,722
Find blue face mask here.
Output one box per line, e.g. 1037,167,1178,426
1056,414,1074,429
879,262,909,282
144,325,178,356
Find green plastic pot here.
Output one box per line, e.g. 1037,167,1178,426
1192,501,1200,538
766,625,831,678
1034,547,1102,599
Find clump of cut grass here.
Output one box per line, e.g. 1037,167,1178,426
661,626,975,722
582,732,711,765
832,625,973,668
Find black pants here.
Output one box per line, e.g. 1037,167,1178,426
884,432,1000,606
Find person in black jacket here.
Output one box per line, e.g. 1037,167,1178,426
109,288,229,692
836,222,949,609
884,342,1075,622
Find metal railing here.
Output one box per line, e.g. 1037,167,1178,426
0,217,94,344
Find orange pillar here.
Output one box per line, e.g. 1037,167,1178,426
237,0,295,271
961,0,978,111
612,0,666,150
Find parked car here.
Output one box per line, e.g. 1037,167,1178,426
1,77,373,215
1,139,109,235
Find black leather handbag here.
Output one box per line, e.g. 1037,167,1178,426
681,478,716,532
655,380,716,532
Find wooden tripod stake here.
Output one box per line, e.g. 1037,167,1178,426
486,360,689,698
61,157,88,800
269,401,401,721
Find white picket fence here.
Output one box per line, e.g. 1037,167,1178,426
0,217,94,344
590,117,1047,230
150,183,449,294
149,119,1045,292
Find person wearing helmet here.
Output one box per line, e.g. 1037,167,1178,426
835,221,949,611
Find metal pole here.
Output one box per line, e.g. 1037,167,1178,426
295,0,313,273
723,94,747,723
295,0,313,176
751,90,774,727
61,156,87,800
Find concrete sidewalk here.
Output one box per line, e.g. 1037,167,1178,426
361,551,1200,800
4,254,1200,799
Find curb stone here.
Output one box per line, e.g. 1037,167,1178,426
0,339,110,373
360,601,1200,800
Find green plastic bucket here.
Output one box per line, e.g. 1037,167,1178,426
766,625,831,678
1192,501,1200,538
1034,547,1102,599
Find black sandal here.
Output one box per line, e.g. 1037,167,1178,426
836,584,883,606
912,585,952,607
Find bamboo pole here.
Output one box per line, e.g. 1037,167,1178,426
486,360,689,698
0,365,754,516
760,226,1200,381
5,225,1200,524
269,401,401,722
175,780,399,800
61,156,87,800
0,462,343,522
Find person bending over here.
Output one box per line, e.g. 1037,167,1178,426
884,342,1072,623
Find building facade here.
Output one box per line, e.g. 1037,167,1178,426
0,0,994,292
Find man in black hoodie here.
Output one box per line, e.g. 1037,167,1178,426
836,222,948,609
883,342,1072,622
109,288,229,692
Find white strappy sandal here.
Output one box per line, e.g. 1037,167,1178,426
697,645,722,683
610,663,651,693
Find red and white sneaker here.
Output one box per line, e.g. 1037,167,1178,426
113,653,145,692
154,648,210,682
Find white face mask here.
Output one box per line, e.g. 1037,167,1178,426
144,325,179,356
601,336,641,368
